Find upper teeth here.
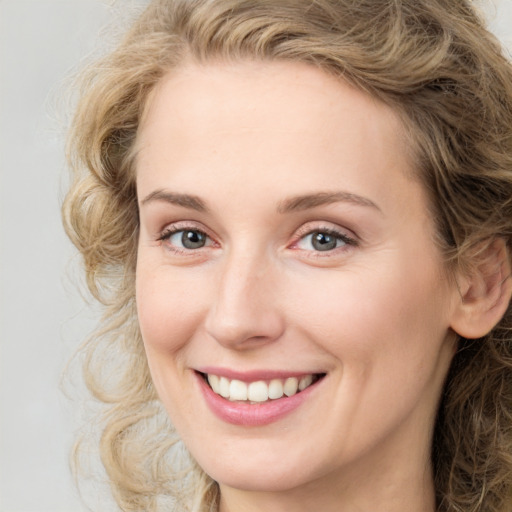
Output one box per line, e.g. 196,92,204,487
207,374,314,402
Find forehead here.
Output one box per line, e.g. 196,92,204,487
138,59,404,156
136,60,416,212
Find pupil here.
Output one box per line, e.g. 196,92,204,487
312,232,337,251
182,230,206,249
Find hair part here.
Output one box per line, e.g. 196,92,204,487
62,1,512,510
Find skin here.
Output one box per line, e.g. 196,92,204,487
135,60,464,512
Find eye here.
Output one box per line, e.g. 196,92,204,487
295,229,354,252
159,228,212,250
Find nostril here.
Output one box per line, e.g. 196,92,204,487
205,312,285,349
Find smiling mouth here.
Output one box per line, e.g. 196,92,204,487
199,372,326,403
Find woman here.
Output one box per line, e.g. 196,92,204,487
63,1,512,511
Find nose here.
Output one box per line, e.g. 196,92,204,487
204,250,285,350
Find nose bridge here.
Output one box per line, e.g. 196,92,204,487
223,248,263,298
205,244,284,348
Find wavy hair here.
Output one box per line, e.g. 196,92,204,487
62,1,512,511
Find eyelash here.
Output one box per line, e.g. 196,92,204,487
157,223,215,256
156,223,358,256
291,225,358,256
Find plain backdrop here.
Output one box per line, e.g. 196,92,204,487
0,1,511,511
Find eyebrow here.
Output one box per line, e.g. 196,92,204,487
140,190,208,212
140,189,381,215
277,191,381,214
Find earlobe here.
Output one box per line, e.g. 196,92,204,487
450,239,512,339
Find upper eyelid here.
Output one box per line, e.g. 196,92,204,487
292,222,357,242
159,227,209,241
300,230,355,242
158,221,212,238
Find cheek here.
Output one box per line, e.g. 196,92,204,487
289,261,454,452
293,257,453,378
135,262,210,428
135,263,209,355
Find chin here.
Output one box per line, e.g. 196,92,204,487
193,445,326,494
210,467,309,493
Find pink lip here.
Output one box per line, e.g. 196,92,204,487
194,371,324,427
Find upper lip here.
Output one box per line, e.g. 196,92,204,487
195,367,325,382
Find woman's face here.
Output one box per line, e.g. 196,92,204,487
136,60,460,500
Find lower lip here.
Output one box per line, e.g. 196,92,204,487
195,373,323,426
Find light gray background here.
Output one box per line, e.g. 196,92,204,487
0,1,511,511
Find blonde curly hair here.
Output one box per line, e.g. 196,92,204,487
63,1,512,511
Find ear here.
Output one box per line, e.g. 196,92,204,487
450,238,512,339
